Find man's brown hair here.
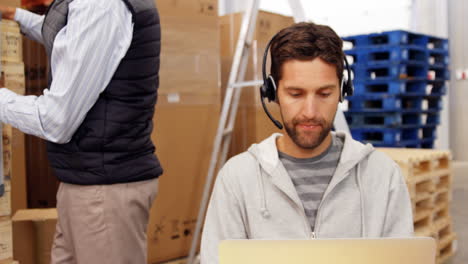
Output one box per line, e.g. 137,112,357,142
270,22,344,86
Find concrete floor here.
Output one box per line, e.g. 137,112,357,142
447,161,468,264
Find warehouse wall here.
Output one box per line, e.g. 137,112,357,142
410,0,451,151
447,0,468,161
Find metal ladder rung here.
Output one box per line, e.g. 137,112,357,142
222,128,233,136
231,80,263,88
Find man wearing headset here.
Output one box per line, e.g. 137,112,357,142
200,22,414,264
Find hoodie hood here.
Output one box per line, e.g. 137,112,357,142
247,131,375,176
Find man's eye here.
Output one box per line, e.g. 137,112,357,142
320,93,331,97
290,93,301,97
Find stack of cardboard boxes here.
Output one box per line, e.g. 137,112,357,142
147,0,220,262
0,17,25,264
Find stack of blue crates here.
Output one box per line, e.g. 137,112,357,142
342,30,449,148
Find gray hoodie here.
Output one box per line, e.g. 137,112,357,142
201,132,414,264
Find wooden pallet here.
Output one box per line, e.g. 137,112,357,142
377,148,451,179
437,232,457,264
377,148,456,264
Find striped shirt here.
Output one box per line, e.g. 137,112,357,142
0,0,133,143
279,134,344,231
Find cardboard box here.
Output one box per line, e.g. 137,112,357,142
0,258,18,264
22,37,49,93
2,125,11,178
147,94,219,263
22,28,57,209
158,0,217,18
157,0,220,96
220,11,293,156
0,181,11,217
0,0,20,7
10,128,27,215
0,20,22,63
1,61,25,96
0,217,13,261
12,209,57,264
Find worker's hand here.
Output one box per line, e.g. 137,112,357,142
0,6,16,20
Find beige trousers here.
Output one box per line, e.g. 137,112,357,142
51,178,159,264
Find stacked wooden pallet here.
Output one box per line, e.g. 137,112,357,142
0,19,23,264
378,148,456,264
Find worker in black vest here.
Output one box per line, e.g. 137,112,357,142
0,0,162,263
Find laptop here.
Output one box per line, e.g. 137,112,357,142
219,238,436,264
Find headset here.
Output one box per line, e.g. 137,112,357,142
259,33,354,129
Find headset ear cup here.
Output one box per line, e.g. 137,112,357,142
263,75,276,102
346,79,353,96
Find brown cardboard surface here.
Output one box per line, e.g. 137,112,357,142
231,104,283,155
23,33,58,209
12,209,57,264
23,37,49,93
10,128,27,214
157,0,220,96
1,61,25,95
0,258,18,264
0,181,11,217
0,21,22,63
2,125,11,179
157,0,217,18
0,0,20,7
0,217,13,261
147,100,219,263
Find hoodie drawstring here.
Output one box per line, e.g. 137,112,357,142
256,162,271,218
356,163,367,237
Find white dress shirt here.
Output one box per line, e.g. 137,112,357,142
0,0,133,143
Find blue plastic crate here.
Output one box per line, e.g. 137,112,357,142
351,63,429,81
427,36,449,51
350,127,421,145
346,95,424,111
429,49,450,66
423,96,444,111
352,80,447,96
371,138,436,148
343,30,428,48
423,125,438,139
421,138,436,149
345,112,423,127
428,66,450,80
345,45,429,65
352,80,427,95
425,113,441,126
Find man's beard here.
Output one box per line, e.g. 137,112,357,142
283,116,332,149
